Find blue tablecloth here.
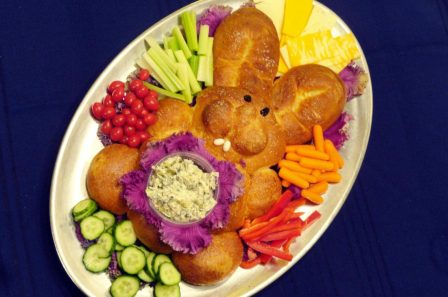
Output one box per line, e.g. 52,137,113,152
1,0,447,296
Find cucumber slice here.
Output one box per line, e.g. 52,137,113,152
137,269,154,283
117,251,122,268
72,199,97,222
158,263,181,286
80,216,105,240
135,245,150,257
97,232,115,254
153,283,180,297
82,244,111,273
146,252,157,279
93,210,116,230
115,243,124,251
110,275,140,297
152,254,172,276
115,220,136,247
120,246,146,275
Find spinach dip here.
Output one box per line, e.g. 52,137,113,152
146,155,218,223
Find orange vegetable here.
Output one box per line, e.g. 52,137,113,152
239,221,269,237
281,180,291,187
296,147,330,160
311,169,322,177
295,171,318,183
313,125,324,152
317,172,342,183
285,152,301,162
279,167,310,189
240,258,261,269
301,189,324,204
243,208,292,240
324,139,344,168
278,160,312,174
285,145,301,153
300,157,334,171
308,181,328,195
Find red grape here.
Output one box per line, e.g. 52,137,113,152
91,102,105,120
138,69,150,81
111,87,125,102
110,127,124,142
102,106,116,120
120,136,129,145
112,114,126,127
121,108,131,115
108,81,124,94
143,113,157,126
137,131,150,142
100,120,112,135
139,109,149,118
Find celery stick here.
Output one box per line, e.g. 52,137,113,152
138,55,169,90
174,50,202,94
207,37,214,57
204,37,214,86
197,56,208,82
177,63,192,104
188,55,200,78
163,36,170,51
142,81,185,101
181,11,198,52
198,25,209,56
142,52,177,92
166,49,176,63
145,37,177,72
166,36,179,51
136,57,150,70
172,26,192,59
147,48,185,92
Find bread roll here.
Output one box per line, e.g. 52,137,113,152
213,7,280,101
192,86,285,174
86,144,139,215
270,64,346,144
172,232,243,285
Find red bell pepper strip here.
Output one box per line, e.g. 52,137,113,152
302,211,321,231
247,241,293,261
240,257,261,269
283,237,295,253
259,229,302,242
259,240,285,264
251,190,293,225
239,221,269,237
264,221,303,235
287,198,307,210
242,208,292,240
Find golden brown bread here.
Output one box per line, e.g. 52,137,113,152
172,232,243,285
127,210,173,254
246,167,282,219
192,86,285,174
213,7,280,101
86,144,139,215
270,64,346,144
146,98,193,141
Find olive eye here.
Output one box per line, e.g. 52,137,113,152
243,95,252,102
260,107,270,117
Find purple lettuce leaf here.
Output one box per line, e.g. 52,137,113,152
107,252,122,280
159,222,212,254
197,5,232,36
339,61,369,101
288,185,302,200
324,112,354,150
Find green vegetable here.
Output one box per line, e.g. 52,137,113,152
198,25,210,56
172,26,192,59
188,55,200,78
143,81,186,101
174,50,202,94
177,63,192,103
180,11,198,51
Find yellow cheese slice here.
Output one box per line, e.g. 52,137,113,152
256,0,286,37
282,0,313,37
301,5,338,35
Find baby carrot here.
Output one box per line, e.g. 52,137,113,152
295,171,318,183
278,160,312,174
279,168,310,189
285,153,301,162
300,157,334,171
324,139,344,169
308,181,328,195
296,147,330,161
286,145,301,153
301,190,324,204
313,125,324,152
311,169,321,177
281,180,291,187
317,172,342,183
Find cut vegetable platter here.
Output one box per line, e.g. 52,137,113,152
50,0,373,296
